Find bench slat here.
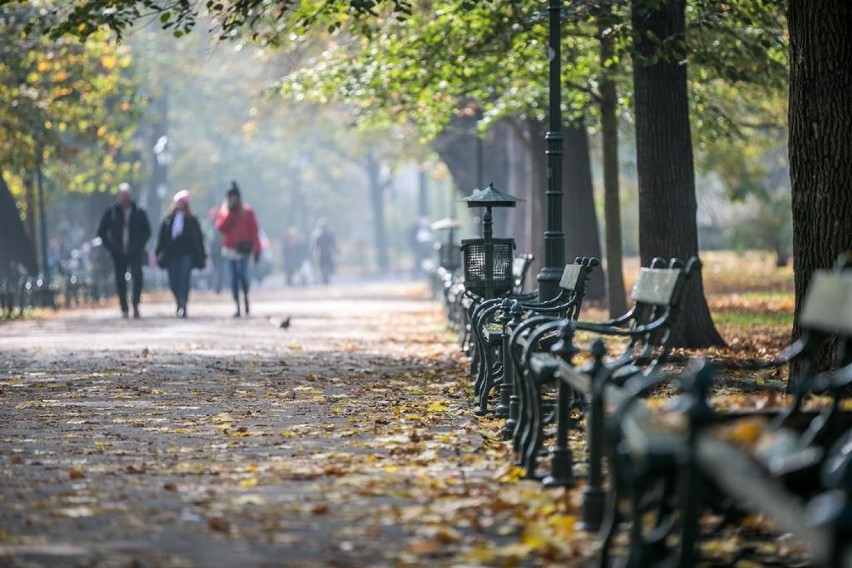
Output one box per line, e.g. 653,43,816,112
559,264,584,291
800,271,852,335
631,268,682,306
696,433,832,562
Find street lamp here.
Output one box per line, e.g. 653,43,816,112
461,183,522,299
536,0,565,301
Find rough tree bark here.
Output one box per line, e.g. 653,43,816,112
599,12,628,317
526,119,546,283
788,0,852,377
631,0,725,347
0,171,38,280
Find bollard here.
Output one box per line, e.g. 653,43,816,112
543,321,579,488
494,299,515,418
502,301,526,440
579,338,609,531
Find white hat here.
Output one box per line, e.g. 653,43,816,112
173,190,191,204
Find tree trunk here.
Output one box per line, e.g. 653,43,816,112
364,152,390,272
0,170,38,279
631,0,725,347
599,15,628,317
433,113,511,207
788,0,852,377
24,173,36,250
526,119,546,285
505,118,532,260
563,123,605,301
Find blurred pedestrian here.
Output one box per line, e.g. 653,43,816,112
282,226,308,286
215,181,261,317
96,182,151,318
310,218,337,286
155,190,207,318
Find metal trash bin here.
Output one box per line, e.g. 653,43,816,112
461,238,515,298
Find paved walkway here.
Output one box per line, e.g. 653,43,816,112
0,283,575,567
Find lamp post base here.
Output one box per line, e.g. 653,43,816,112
542,447,576,488
537,265,564,303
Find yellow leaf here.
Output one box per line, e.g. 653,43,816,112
427,401,449,413
521,525,548,550
547,514,576,539
239,477,258,488
494,464,525,483
100,54,117,70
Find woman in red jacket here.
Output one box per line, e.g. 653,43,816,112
215,182,261,317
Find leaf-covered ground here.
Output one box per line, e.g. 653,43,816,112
0,255,812,567
0,283,590,567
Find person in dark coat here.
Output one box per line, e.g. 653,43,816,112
310,218,337,286
282,226,308,286
155,190,207,318
96,183,151,318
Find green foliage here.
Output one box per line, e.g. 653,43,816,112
127,24,433,260
20,0,412,41
686,0,788,148
0,3,141,199
275,1,620,140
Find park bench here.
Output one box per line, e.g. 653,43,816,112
514,257,699,483
540,256,852,567
510,253,535,295
679,263,852,567
468,257,598,418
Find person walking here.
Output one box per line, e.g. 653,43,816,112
282,226,308,286
215,182,261,317
96,182,151,318
310,218,337,286
155,190,207,318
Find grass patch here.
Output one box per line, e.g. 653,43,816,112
713,309,793,328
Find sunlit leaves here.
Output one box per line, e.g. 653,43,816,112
0,3,140,197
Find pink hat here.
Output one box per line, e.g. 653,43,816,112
173,190,191,204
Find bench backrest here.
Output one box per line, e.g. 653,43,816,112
614,257,699,369
631,267,683,306
799,271,852,336
559,263,585,292
512,254,534,293
555,257,599,320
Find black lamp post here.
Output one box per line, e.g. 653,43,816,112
536,0,565,302
461,183,522,299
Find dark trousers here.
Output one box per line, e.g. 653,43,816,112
167,253,193,309
113,254,143,312
227,257,250,303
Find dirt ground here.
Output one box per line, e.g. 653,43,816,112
3,283,566,568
